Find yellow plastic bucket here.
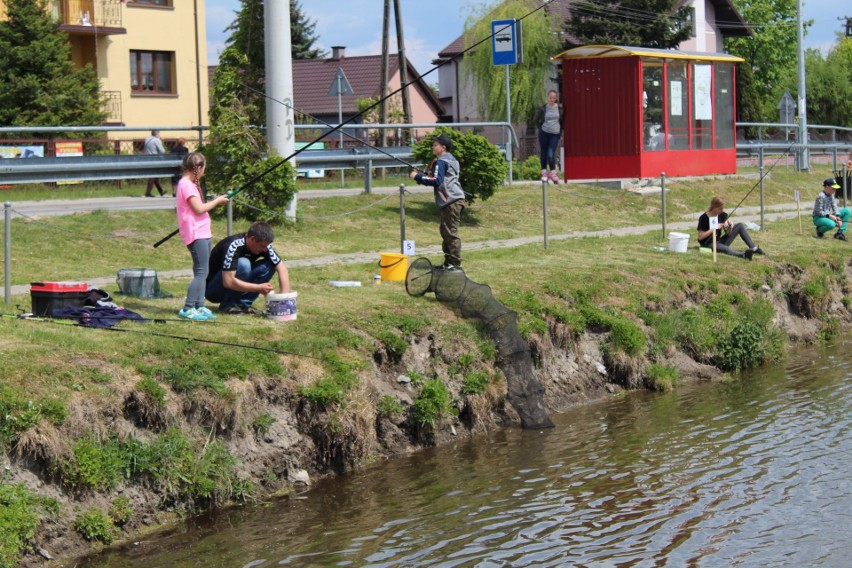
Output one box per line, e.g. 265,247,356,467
378,253,408,281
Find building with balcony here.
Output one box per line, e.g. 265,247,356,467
0,0,208,140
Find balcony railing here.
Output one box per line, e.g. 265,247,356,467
101,91,122,124
49,0,123,28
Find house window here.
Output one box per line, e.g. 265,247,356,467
128,0,173,6
130,51,174,94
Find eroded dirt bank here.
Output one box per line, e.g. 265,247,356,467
8,260,851,567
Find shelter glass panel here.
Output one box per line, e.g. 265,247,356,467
691,63,713,149
643,60,664,151
714,63,734,149
666,61,689,150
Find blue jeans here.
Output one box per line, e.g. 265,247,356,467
538,129,560,171
205,257,275,308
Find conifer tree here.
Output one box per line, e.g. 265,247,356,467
0,0,106,136
563,0,692,49
290,0,327,60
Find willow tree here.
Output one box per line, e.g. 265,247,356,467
464,0,560,123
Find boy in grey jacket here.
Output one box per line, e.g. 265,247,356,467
410,134,466,269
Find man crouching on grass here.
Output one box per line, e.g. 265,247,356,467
205,221,290,314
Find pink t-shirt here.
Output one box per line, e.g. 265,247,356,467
175,177,212,245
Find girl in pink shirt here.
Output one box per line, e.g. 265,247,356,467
175,152,229,320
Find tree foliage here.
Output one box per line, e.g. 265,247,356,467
735,62,763,128
725,0,801,119
203,47,296,222
290,0,327,60
223,0,326,65
0,0,107,137
772,43,852,129
463,0,561,123
410,127,508,204
563,0,692,49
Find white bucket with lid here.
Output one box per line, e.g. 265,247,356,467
265,291,297,321
668,232,690,253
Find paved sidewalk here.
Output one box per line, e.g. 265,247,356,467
3,185,437,219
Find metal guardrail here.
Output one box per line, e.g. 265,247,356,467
0,154,182,184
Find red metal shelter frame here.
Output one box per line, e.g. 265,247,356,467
553,45,744,180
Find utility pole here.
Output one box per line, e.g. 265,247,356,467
380,0,390,149
796,0,808,170
393,0,413,144
264,0,296,218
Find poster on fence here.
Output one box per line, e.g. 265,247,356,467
56,141,84,185
0,145,44,159
295,141,324,178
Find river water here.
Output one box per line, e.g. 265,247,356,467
82,336,852,567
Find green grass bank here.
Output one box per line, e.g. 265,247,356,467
1,168,850,567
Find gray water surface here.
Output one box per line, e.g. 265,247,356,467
82,336,852,567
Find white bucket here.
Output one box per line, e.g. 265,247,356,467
266,291,297,321
668,232,690,253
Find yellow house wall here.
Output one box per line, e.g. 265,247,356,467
105,2,209,140
0,0,209,142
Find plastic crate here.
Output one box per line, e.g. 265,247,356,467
30,281,89,316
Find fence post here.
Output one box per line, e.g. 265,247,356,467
365,159,373,194
542,176,549,250
285,193,297,222
759,146,765,230
661,172,667,239
399,184,406,254
226,200,233,237
4,202,11,304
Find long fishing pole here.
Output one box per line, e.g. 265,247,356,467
153,1,555,247
242,83,426,174
727,140,798,219
4,312,322,359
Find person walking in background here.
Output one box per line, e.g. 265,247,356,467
205,221,291,315
533,89,563,184
410,133,466,270
143,130,166,197
696,196,765,260
175,152,230,320
170,137,189,197
813,178,850,241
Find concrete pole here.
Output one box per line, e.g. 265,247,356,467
264,0,297,220
4,202,10,304
796,0,809,170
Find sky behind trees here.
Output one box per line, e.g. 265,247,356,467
205,0,847,76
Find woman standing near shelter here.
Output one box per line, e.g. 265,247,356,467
533,89,563,184
175,152,229,320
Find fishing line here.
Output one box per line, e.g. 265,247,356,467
243,84,426,173
3,312,322,359
727,140,798,219
153,0,555,247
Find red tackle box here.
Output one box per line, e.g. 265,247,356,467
30,281,90,316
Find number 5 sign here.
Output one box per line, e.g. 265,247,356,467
403,240,415,256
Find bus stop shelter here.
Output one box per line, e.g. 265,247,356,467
554,45,744,180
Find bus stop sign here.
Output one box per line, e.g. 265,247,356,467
492,19,521,66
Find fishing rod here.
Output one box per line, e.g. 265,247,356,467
726,140,799,219
242,83,426,174
3,311,322,359
153,0,555,247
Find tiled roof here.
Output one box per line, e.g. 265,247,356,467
293,54,442,117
